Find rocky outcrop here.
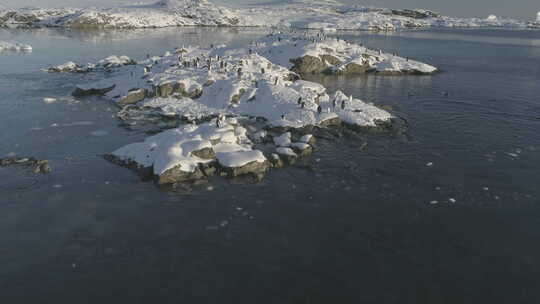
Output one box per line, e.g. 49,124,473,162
219,159,269,178
158,165,206,184
118,89,147,105
290,55,334,74
0,157,52,174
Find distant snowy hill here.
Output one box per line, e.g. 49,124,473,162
0,0,535,30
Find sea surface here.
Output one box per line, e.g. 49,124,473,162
1,27,539,303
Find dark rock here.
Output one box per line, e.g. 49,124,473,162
72,84,116,97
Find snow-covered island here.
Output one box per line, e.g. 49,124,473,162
1,0,537,31
0,40,32,52
47,33,434,185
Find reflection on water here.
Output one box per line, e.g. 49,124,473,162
1,27,540,303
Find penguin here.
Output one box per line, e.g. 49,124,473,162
317,105,322,114
301,102,306,109
281,115,285,120
297,96,302,105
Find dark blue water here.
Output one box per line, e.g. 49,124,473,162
1,27,539,303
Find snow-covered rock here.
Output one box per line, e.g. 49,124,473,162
252,34,438,75
69,41,394,130
108,119,269,184
0,41,32,52
47,55,135,73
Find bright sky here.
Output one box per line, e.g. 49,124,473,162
1,0,538,20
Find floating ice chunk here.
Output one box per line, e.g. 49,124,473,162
43,97,57,104
91,130,109,137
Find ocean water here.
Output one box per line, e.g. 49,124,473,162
1,27,539,303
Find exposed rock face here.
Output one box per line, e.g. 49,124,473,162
290,55,332,74
191,147,215,159
118,89,147,105
219,159,269,178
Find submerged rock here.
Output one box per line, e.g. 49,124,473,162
72,83,116,97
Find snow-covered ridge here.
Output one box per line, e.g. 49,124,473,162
1,0,537,30
0,40,32,51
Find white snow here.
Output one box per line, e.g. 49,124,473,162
216,150,266,168
276,147,297,157
112,119,265,175
0,41,32,52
